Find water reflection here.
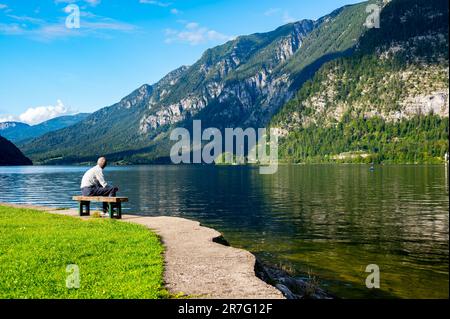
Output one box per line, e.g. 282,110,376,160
0,164,448,298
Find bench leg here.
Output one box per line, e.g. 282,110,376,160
107,203,122,219
108,203,113,219
79,201,90,217
117,202,122,219
103,202,109,214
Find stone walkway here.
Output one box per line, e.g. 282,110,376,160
1,203,284,299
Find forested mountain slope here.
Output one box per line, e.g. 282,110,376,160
272,0,449,163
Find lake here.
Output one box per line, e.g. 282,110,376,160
0,164,448,299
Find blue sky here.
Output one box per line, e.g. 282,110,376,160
0,0,362,124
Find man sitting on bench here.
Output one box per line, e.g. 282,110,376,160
80,157,119,215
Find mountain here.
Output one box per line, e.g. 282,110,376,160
0,122,31,139
272,0,449,163
21,1,374,164
0,113,90,144
0,136,32,166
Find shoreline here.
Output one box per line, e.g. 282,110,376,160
0,202,284,299
2,162,448,167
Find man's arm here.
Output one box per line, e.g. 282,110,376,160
95,167,108,188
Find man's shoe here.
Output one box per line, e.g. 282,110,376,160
101,212,110,218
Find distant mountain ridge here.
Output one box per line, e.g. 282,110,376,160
0,113,90,143
0,136,32,166
22,1,374,164
0,122,30,134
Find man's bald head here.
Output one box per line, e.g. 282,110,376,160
97,157,107,169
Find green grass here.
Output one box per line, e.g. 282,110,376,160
0,206,168,299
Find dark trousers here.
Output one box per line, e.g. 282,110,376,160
81,185,119,213
81,185,118,197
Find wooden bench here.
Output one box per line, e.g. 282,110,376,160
72,196,129,219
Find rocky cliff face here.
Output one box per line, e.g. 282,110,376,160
273,0,449,134
139,20,317,133
136,1,372,138
276,64,449,133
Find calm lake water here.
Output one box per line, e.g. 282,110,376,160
0,164,448,299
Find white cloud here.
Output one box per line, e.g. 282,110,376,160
0,115,16,123
282,11,296,24
0,100,76,125
185,22,199,30
54,0,101,7
0,12,137,41
264,8,281,16
0,23,23,35
165,22,233,46
264,7,297,24
0,1,136,41
139,0,172,7
0,3,7,10
140,1,181,16
85,0,101,6
6,14,44,24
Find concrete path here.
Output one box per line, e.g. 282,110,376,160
1,203,284,299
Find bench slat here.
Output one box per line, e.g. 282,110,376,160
72,196,129,203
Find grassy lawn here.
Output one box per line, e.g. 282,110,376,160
0,206,168,299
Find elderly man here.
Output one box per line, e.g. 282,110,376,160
80,157,118,197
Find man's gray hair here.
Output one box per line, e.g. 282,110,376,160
97,157,107,167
